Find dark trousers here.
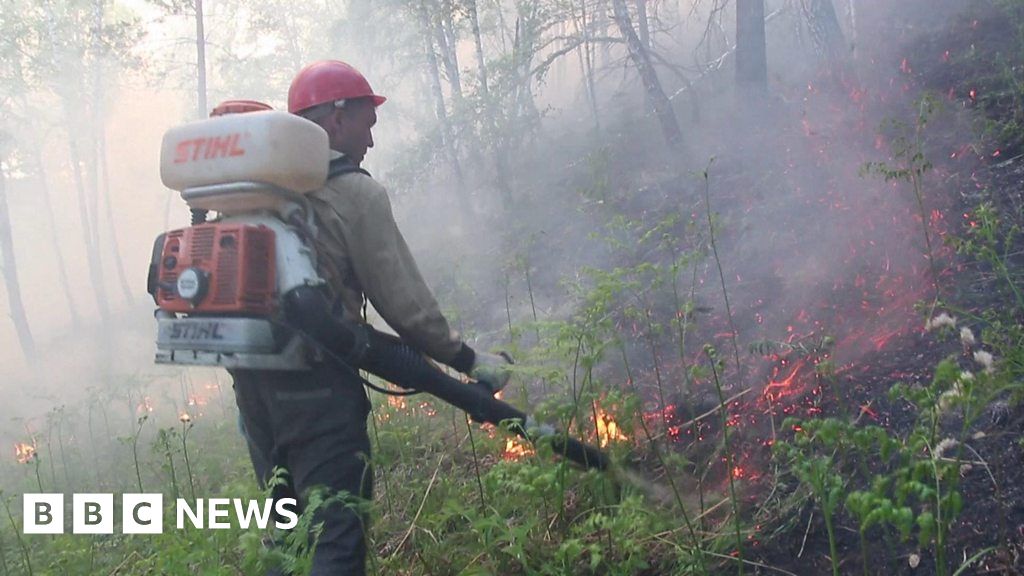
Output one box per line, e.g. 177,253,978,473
232,364,373,576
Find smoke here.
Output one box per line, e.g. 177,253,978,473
0,0,985,455
387,0,977,409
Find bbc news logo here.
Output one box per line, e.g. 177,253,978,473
22,494,298,534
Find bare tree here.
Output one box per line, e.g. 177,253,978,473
35,152,82,327
610,0,684,152
802,0,854,83
467,0,489,93
465,0,514,207
509,3,545,133
636,0,651,49
736,0,767,90
91,0,133,304
435,0,464,104
572,0,601,132
195,0,208,118
40,0,112,324
0,142,37,364
417,0,470,216
145,0,208,117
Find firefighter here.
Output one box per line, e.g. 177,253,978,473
231,60,513,575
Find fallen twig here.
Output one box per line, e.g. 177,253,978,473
650,387,753,441
391,455,445,557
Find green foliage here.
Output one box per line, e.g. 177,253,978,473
863,94,943,303
946,202,1024,389
774,345,1008,576
748,334,835,359
961,0,1024,154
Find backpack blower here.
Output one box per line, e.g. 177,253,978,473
148,103,610,471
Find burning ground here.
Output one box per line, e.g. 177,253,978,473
462,1,1024,573
1,1,1023,574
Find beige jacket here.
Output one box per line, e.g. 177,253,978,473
307,167,466,366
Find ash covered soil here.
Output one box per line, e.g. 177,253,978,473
569,1,1024,574
740,3,1024,574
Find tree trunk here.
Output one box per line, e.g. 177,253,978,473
45,1,109,323
609,0,683,152
66,121,111,324
98,131,133,304
0,166,37,364
92,0,133,304
488,0,511,54
87,1,102,259
468,0,489,93
510,9,541,130
804,0,854,83
35,153,81,328
735,0,767,91
467,0,513,208
806,0,845,60
596,0,611,67
847,0,857,58
574,0,600,133
636,0,650,49
435,0,463,103
195,0,207,118
418,0,470,216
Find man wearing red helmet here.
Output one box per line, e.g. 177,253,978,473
231,60,513,575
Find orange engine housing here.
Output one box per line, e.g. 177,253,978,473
155,223,276,314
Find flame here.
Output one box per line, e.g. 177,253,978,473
503,437,534,460
14,442,36,464
763,359,808,403
594,406,628,448
137,396,154,414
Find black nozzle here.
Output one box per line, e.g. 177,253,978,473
359,327,610,471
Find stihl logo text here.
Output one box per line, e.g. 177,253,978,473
169,322,225,341
173,133,246,163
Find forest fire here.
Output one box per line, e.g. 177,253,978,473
14,442,35,464
762,359,809,403
503,437,534,460
137,396,155,414
594,406,628,448
1,0,1017,572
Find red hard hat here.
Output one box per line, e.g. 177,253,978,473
288,60,386,114
210,99,272,116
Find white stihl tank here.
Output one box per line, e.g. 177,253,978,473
159,110,329,214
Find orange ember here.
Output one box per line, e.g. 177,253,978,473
594,406,628,448
503,437,534,460
15,442,36,464
137,397,155,414
763,359,808,403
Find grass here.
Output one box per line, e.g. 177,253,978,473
5,37,1024,571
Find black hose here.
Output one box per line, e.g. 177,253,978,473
358,327,611,471
278,295,612,471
